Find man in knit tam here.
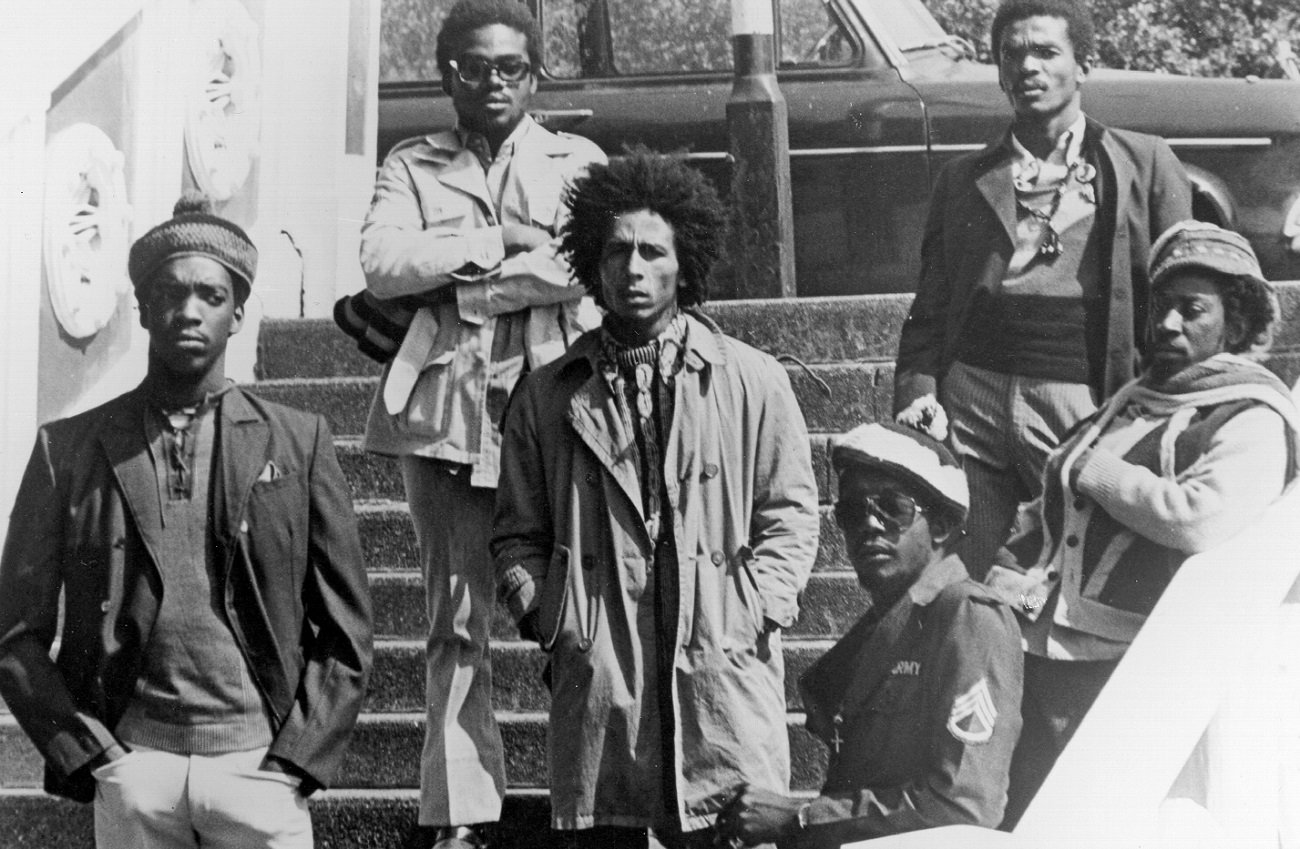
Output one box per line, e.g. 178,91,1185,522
0,192,371,848
128,194,257,304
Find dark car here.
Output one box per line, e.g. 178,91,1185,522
378,0,1300,296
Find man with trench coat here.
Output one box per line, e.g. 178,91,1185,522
492,151,820,847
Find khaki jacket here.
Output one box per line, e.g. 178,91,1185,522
795,555,1022,845
493,313,820,829
361,117,606,485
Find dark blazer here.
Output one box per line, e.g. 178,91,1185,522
0,385,373,802
895,118,1192,412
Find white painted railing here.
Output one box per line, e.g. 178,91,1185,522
849,482,1300,848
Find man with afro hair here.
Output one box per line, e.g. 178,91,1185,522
493,150,820,848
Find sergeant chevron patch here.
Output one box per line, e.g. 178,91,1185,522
947,677,997,744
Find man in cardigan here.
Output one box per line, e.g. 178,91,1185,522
894,0,1191,575
0,196,373,849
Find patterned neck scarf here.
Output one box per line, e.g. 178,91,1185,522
598,314,688,541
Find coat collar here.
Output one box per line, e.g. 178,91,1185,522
217,387,271,544
411,116,572,215
972,114,1128,247
559,310,726,533
100,387,165,569
905,551,970,606
99,384,270,561
558,309,728,378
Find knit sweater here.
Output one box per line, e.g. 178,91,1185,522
114,402,273,753
987,354,1300,658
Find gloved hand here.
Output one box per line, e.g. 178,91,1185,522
895,393,950,442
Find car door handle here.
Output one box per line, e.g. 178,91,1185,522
530,108,595,131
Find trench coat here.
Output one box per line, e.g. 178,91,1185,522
493,312,820,830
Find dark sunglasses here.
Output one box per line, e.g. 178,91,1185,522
833,490,923,533
449,55,533,86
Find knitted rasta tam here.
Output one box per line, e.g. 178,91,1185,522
128,194,257,303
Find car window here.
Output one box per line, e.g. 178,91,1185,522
779,0,860,68
870,0,947,51
379,0,866,83
542,0,732,78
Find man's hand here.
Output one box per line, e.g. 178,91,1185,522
84,742,129,776
501,223,553,256
895,394,950,442
518,609,544,645
715,784,805,845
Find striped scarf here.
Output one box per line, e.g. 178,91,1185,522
598,315,688,541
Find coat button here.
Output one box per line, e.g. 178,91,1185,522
100,601,111,613
578,638,593,652
1066,534,1079,547
1073,497,1085,510
1048,571,1060,582
710,551,724,565
702,463,719,479
239,520,249,534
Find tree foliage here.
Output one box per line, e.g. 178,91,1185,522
926,0,1300,77
380,0,1300,82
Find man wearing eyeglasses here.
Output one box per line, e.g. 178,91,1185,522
357,1,606,847
715,423,1023,846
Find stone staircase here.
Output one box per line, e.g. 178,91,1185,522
3,289,1298,848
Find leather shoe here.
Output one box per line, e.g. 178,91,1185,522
431,825,487,849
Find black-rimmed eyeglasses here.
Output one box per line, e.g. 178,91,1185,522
449,56,533,86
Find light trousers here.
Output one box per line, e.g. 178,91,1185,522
402,456,506,827
92,745,311,849
940,361,1097,578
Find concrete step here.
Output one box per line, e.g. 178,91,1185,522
255,283,1300,382
0,788,548,849
256,296,911,382
1,712,831,793
367,568,868,642
0,635,837,718
250,350,1300,442
337,436,840,504
251,361,894,439
4,786,833,849
369,637,836,715
353,501,850,577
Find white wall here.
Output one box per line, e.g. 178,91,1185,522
0,0,378,540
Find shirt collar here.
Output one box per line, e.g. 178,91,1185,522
455,114,537,168
904,552,970,607
1009,112,1088,181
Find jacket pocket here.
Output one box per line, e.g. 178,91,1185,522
421,195,476,229
397,349,457,436
536,545,573,652
721,547,766,648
